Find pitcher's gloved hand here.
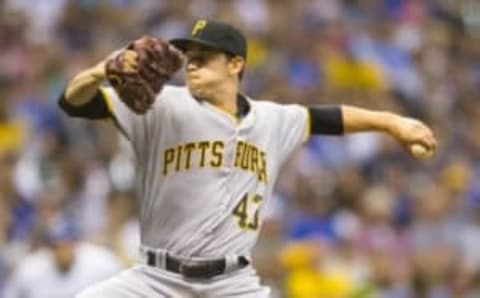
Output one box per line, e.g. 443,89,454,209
106,36,183,114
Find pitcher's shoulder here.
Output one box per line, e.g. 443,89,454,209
159,85,191,100
151,85,192,111
251,98,293,114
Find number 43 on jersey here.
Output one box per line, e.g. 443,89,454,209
232,193,263,231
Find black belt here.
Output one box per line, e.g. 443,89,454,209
146,251,249,279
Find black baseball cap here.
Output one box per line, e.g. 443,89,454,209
170,19,247,59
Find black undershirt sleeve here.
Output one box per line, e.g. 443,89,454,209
308,105,344,135
58,89,111,119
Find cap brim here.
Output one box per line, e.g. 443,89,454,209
169,38,228,53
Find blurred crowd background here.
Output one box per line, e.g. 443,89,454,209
1,0,480,297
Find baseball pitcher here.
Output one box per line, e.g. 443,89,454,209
59,19,437,297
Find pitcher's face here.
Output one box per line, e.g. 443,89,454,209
184,45,244,99
185,47,231,97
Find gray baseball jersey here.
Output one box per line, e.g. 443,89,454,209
100,85,309,258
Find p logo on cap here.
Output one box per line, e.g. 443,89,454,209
171,20,247,59
192,19,207,36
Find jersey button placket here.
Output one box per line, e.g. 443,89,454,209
218,129,236,210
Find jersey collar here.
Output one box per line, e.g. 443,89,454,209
236,93,250,119
192,92,254,126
